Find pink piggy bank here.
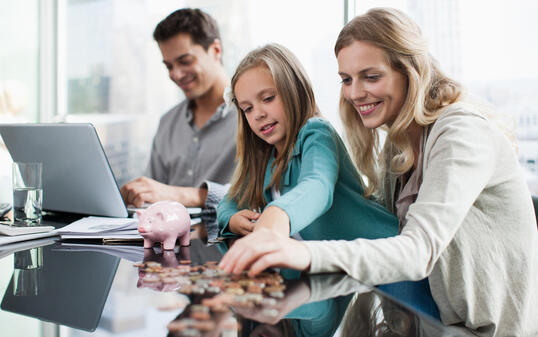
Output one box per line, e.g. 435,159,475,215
136,201,191,250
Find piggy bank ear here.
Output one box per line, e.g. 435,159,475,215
136,210,143,218
156,212,165,221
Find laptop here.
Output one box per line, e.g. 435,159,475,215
0,123,128,217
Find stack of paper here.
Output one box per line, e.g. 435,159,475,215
0,223,58,246
57,216,142,241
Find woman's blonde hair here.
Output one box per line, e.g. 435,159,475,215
335,8,462,196
227,43,318,209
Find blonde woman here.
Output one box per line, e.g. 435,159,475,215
219,9,538,336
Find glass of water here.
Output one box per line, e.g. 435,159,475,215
12,162,43,225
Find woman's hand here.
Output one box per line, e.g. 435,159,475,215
229,210,261,235
218,227,312,277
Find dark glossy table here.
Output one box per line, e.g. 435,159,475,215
0,214,463,337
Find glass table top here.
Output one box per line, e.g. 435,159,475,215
0,221,463,337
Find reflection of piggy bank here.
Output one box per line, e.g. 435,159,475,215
137,247,191,292
137,201,191,250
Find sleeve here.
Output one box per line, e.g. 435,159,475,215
267,121,340,234
216,192,241,238
201,180,230,211
303,111,498,284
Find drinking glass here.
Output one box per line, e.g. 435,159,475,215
12,162,43,225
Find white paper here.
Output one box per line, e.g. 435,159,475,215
57,216,138,235
60,229,142,240
0,230,59,246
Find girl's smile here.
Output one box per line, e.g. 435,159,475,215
234,65,288,154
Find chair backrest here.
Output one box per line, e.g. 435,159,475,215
532,195,538,225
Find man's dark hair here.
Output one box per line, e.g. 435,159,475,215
153,8,221,51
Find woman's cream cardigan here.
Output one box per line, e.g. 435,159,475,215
304,103,538,336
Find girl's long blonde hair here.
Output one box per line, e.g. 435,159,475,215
336,8,462,197
227,43,318,209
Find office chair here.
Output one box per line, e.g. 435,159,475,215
533,195,538,228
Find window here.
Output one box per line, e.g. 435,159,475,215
350,0,538,194
57,0,345,186
0,1,40,204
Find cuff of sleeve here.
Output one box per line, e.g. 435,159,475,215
217,208,239,238
303,241,342,274
201,180,230,210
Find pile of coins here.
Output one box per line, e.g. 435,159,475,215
134,260,286,335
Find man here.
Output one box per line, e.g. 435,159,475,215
121,8,236,211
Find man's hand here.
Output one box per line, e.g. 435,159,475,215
120,176,207,207
229,210,261,235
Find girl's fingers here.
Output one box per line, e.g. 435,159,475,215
242,220,255,232
243,210,261,220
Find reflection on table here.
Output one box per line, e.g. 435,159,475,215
0,217,462,337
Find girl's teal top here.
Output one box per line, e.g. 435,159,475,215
217,118,398,240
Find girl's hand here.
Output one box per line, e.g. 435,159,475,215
229,210,261,235
218,227,312,277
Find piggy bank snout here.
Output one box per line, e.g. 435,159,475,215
138,222,151,233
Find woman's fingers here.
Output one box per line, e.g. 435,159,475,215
219,230,270,272
248,239,312,277
247,251,283,277
231,238,276,274
219,229,312,276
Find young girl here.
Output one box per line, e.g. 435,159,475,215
217,43,398,245
219,10,538,336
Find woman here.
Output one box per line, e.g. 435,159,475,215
219,8,537,336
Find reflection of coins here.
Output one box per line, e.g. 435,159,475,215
247,284,263,293
225,287,244,295
142,275,160,283
193,320,215,331
190,304,209,313
180,328,201,337
264,285,285,292
260,297,277,306
134,260,288,324
190,311,210,320
268,291,285,298
262,308,279,317
167,318,195,332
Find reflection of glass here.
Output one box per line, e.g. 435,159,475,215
13,247,43,296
